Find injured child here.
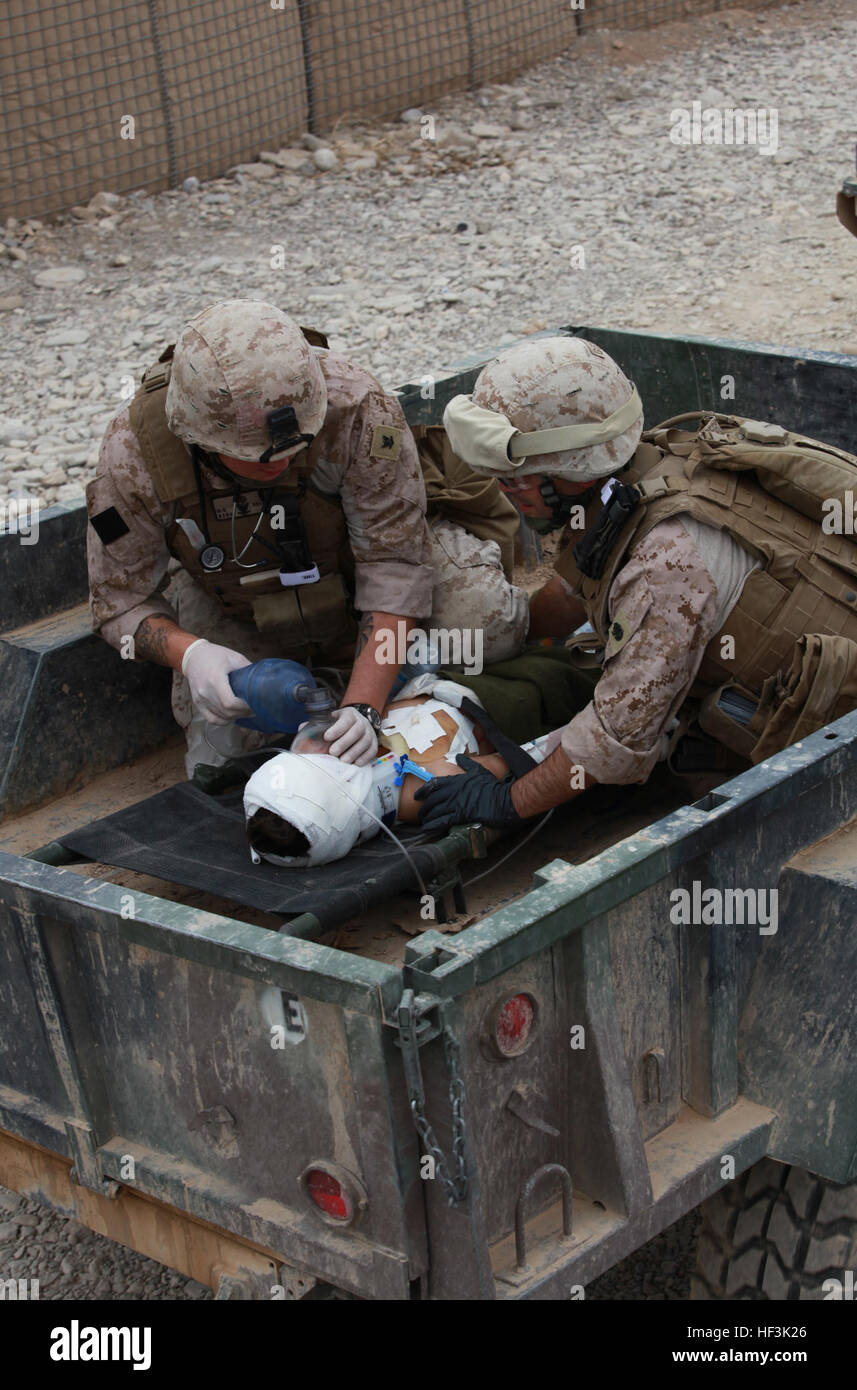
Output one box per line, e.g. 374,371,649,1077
243,678,553,868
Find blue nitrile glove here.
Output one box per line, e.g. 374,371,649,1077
414,755,527,834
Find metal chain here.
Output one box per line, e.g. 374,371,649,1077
409,1025,468,1207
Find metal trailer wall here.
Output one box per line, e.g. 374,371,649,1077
1,0,782,220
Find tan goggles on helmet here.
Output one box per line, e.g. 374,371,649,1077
443,386,642,474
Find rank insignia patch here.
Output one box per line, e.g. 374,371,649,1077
371,424,403,461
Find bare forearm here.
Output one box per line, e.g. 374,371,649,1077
511,745,595,818
134,615,199,670
342,611,416,711
528,574,587,641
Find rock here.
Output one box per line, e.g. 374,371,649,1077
471,122,509,139
258,149,294,169
262,147,312,173
231,162,277,180
698,87,728,111
15,1212,37,1227
44,328,90,347
313,147,338,172
401,108,422,124
337,140,371,158
301,133,329,151
109,254,130,267
197,256,223,273
0,1221,20,1241
70,205,99,221
33,266,86,288
345,154,378,171
438,126,478,151
7,247,28,262
0,417,28,444
0,295,23,311
202,193,232,204
182,176,201,193
88,190,122,214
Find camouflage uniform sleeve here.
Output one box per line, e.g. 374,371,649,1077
560,518,720,784
339,389,434,617
86,405,178,650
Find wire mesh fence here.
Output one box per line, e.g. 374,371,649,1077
2,0,779,220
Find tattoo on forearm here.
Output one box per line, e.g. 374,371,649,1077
355,611,375,660
134,616,174,666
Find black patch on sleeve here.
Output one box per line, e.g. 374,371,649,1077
90,506,131,545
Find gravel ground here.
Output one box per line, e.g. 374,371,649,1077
2,0,856,512
1,0,853,1300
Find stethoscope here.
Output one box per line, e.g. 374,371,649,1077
190,447,279,573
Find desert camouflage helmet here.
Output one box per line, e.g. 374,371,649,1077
165,299,328,463
444,336,644,481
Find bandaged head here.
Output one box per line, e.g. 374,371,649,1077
443,336,643,481
244,751,380,867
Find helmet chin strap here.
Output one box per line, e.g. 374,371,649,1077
534,476,601,532
538,477,577,529
194,445,293,488
193,445,250,489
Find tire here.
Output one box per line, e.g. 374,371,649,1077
692,1157,857,1300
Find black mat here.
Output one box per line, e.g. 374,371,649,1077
59,782,459,930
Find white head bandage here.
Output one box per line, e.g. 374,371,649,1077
443,386,643,478
244,752,380,867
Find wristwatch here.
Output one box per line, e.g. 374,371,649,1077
342,702,382,731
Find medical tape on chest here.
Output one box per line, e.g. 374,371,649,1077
380,700,478,756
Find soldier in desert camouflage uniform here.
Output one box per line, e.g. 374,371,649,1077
87,300,528,773
415,335,761,832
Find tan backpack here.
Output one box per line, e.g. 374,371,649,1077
643,411,857,536
642,413,857,763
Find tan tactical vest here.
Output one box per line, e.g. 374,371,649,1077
554,434,857,700
128,347,358,663
128,345,522,666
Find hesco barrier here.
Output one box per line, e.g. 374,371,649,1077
3,0,780,220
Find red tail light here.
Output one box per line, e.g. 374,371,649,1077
306,1169,351,1221
299,1162,367,1227
496,993,535,1055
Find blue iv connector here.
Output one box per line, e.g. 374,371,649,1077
393,756,434,786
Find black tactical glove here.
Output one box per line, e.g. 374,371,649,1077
414,755,527,835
